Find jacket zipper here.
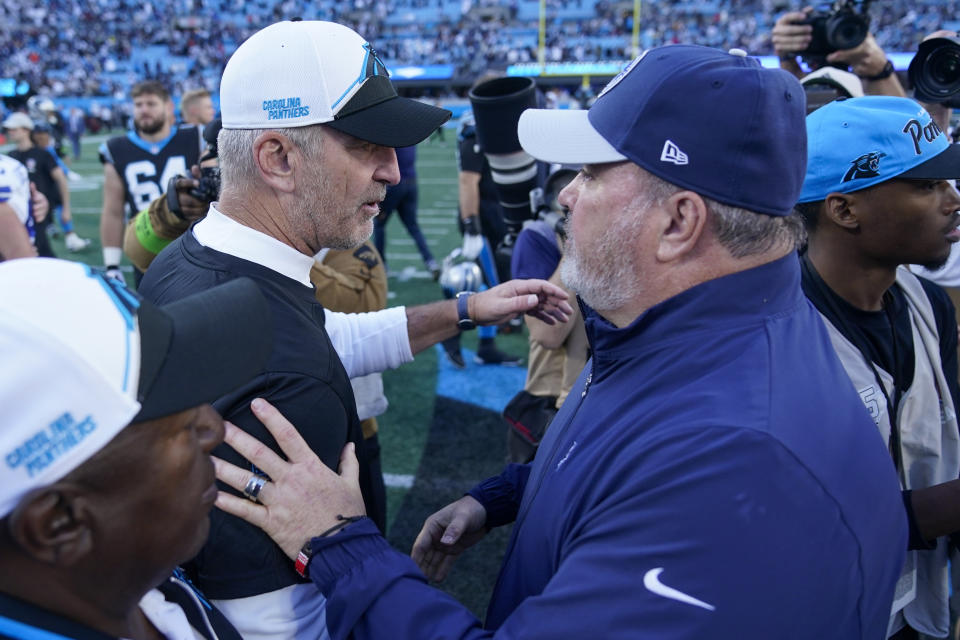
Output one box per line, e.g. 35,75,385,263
515,362,594,531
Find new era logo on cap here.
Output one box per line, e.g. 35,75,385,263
660,140,689,166
518,45,808,217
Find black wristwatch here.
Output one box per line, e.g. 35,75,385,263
860,59,894,81
456,291,475,331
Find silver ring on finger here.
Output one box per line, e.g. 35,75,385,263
243,474,268,503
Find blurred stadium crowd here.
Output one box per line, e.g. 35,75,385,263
1,0,958,102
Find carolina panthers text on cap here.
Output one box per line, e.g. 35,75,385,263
218,20,449,147
219,21,391,130
262,97,310,122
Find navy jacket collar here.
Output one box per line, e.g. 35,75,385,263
584,253,805,358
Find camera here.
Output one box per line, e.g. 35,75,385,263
188,166,222,202
799,0,871,60
909,36,960,108
468,76,543,268
166,118,222,219
529,166,578,238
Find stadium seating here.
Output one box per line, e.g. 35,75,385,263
0,0,954,109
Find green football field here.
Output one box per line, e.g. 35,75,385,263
48,131,529,617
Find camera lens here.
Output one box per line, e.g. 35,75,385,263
919,42,960,100
825,13,868,51
930,48,960,86
910,36,960,103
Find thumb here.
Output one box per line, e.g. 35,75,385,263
440,522,462,546
517,293,539,312
338,442,360,484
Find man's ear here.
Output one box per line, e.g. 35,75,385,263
823,193,860,231
253,132,297,193
655,190,709,263
5,486,94,566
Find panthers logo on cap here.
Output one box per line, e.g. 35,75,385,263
362,43,389,80
842,152,886,183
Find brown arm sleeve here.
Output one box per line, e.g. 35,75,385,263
311,241,388,313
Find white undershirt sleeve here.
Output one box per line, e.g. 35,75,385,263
324,306,413,378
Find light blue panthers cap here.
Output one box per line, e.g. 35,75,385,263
799,95,960,203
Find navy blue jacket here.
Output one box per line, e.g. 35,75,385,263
304,254,906,639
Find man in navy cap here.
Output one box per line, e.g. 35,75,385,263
211,46,908,639
797,95,960,639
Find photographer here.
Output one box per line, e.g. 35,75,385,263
123,162,215,271
772,7,905,97
503,169,587,463
123,118,221,272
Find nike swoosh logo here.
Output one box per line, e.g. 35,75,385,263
643,568,716,611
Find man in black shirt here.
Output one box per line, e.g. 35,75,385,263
3,113,89,255
797,95,960,639
98,81,204,281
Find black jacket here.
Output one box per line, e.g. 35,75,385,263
140,230,374,599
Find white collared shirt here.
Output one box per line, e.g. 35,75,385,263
194,206,315,286
193,206,412,377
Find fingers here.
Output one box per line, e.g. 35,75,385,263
410,522,435,566
250,398,316,464
433,554,460,583
215,489,268,528
338,442,360,484
213,455,271,527
221,420,288,480
175,177,201,192
510,278,570,302
771,12,812,55
924,30,958,42
527,307,569,325
213,455,268,498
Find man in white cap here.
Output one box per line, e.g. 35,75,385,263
0,150,48,261
139,20,571,640
4,111,89,254
0,258,272,639
211,45,908,639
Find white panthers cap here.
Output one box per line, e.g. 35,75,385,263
219,20,450,147
0,259,272,517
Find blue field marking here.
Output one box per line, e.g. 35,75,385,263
434,344,526,414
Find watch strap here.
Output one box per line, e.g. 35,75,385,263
860,59,894,81
457,292,475,331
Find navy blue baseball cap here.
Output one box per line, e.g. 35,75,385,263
799,96,960,203
517,45,807,217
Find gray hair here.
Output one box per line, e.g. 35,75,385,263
638,169,806,258
217,125,326,193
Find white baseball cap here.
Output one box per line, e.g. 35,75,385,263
2,112,34,130
219,20,450,147
800,66,864,99
0,259,273,518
